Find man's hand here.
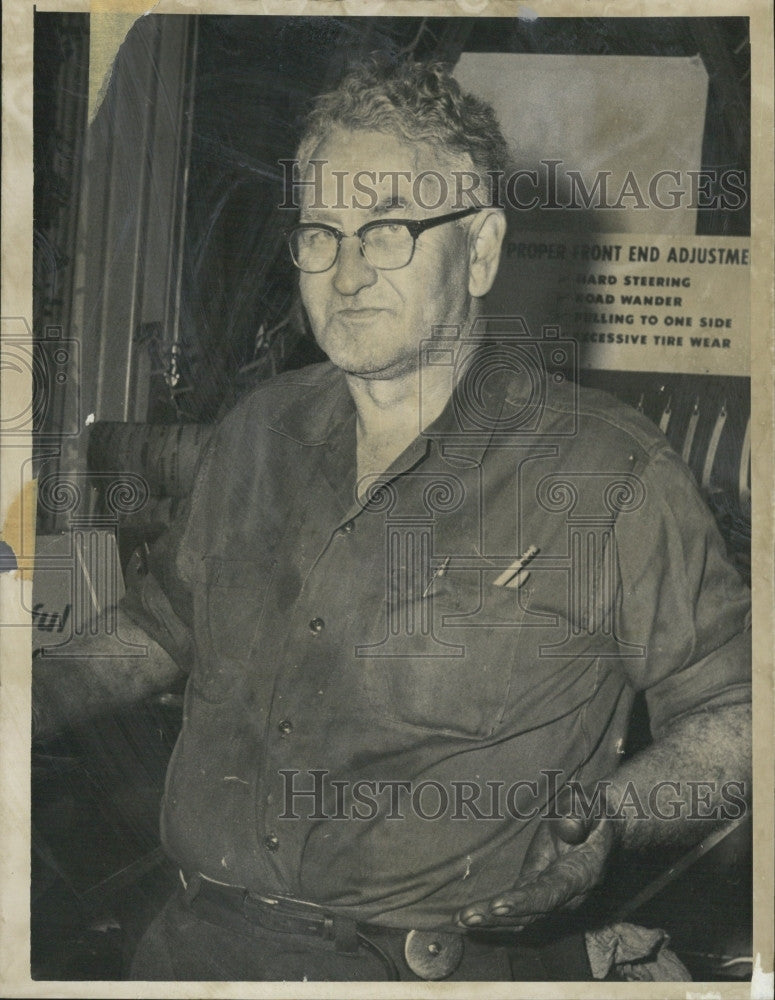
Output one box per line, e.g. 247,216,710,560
455,800,619,930
454,702,751,931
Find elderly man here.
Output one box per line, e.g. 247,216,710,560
33,59,750,982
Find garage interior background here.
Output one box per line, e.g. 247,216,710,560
31,14,751,981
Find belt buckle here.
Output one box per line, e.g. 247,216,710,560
404,929,464,980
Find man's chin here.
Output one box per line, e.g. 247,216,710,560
320,348,417,381
314,337,407,380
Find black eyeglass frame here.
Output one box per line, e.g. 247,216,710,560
286,206,482,273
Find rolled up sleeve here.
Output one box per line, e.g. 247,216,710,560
612,446,751,739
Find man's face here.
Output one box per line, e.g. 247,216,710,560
297,128,475,380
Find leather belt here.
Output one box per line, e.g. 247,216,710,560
179,871,464,980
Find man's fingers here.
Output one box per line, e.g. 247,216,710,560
455,905,524,930
456,824,613,929
456,857,589,928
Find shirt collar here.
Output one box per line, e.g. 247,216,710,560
266,363,353,445
421,348,514,464
265,347,526,463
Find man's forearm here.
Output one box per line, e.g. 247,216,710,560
32,620,185,739
604,702,751,851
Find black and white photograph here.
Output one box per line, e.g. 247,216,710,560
1,1,773,994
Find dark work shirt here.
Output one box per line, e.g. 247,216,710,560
123,358,751,930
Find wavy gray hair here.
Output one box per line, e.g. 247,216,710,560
295,58,511,206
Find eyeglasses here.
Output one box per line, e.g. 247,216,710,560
287,207,481,273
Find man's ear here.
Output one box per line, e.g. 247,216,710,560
468,209,507,298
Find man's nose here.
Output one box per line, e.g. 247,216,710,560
332,235,378,296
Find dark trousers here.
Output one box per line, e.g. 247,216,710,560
129,883,592,982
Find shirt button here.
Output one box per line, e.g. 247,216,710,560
309,617,325,635
264,834,280,852
278,719,293,736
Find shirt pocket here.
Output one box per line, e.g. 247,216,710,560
383,568,532,740
191,555,276,702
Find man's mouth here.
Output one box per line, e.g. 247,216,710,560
335,307,386,319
